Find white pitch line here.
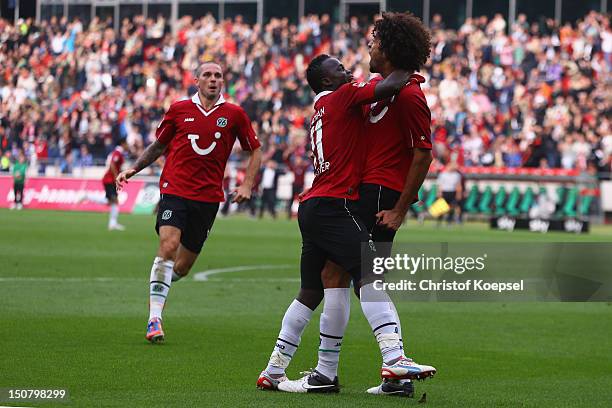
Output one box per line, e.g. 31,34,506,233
206,277,300,283
192,264,294,281
0,265,297,283
0,276,300,283
0,277,140,282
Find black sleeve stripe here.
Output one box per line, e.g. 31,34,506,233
150,280,171,289
320,332,343,340
372,322,397,333
277,338,299,348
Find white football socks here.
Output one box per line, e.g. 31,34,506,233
315,288,351,380
360,283,403,365
148,257,174,321
389,299,405,353
266,299,313,375
109,203,119,227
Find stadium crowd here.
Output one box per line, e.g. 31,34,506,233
0,10,610,182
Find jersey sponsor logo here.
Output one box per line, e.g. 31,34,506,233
216,117,228,127
188,133,217,156
352,81,367,88
368,96,394,123
184,117,195,122
162,210,172,220
369,105,389,123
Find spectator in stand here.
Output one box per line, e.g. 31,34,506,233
0,10,609,187
283,149,310,219
11,150,27,210
259,160,278,219
437,162,462,225
76,144,94,168
1,151,10,172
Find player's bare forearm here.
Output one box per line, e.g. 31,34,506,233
232,147,262,203
242,147,262,190
373,69,410,100
116,140,166,190
393,148,433,215
131,140,167,174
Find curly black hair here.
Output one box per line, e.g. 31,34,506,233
306,54,331,94
373,12,432,72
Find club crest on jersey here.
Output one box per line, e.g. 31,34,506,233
216,117,228,127
352,81,368,88
162,210,172,220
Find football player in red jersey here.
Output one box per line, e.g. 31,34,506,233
116,62,262,343
258,54,434,393
258,13,435,395
102,138,129,230
79,137,129,230
359,11,434,396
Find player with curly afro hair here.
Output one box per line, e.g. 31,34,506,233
369,12,431,74
256,13,437,398
357,12,436,397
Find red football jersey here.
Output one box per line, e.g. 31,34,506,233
362,74,432,192
301,81,378,202
102,147,125,185
156,93,261,202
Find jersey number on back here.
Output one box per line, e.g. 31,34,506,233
310,119,329,174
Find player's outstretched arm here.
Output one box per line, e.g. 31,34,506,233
116,140,167,190
373,69,411,100
377,148,432,230
232,147,262,203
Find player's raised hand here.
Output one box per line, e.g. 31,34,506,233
232,184,252,203
376,209,404,231
116,168,137,191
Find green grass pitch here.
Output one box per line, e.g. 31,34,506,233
1,209,611,407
